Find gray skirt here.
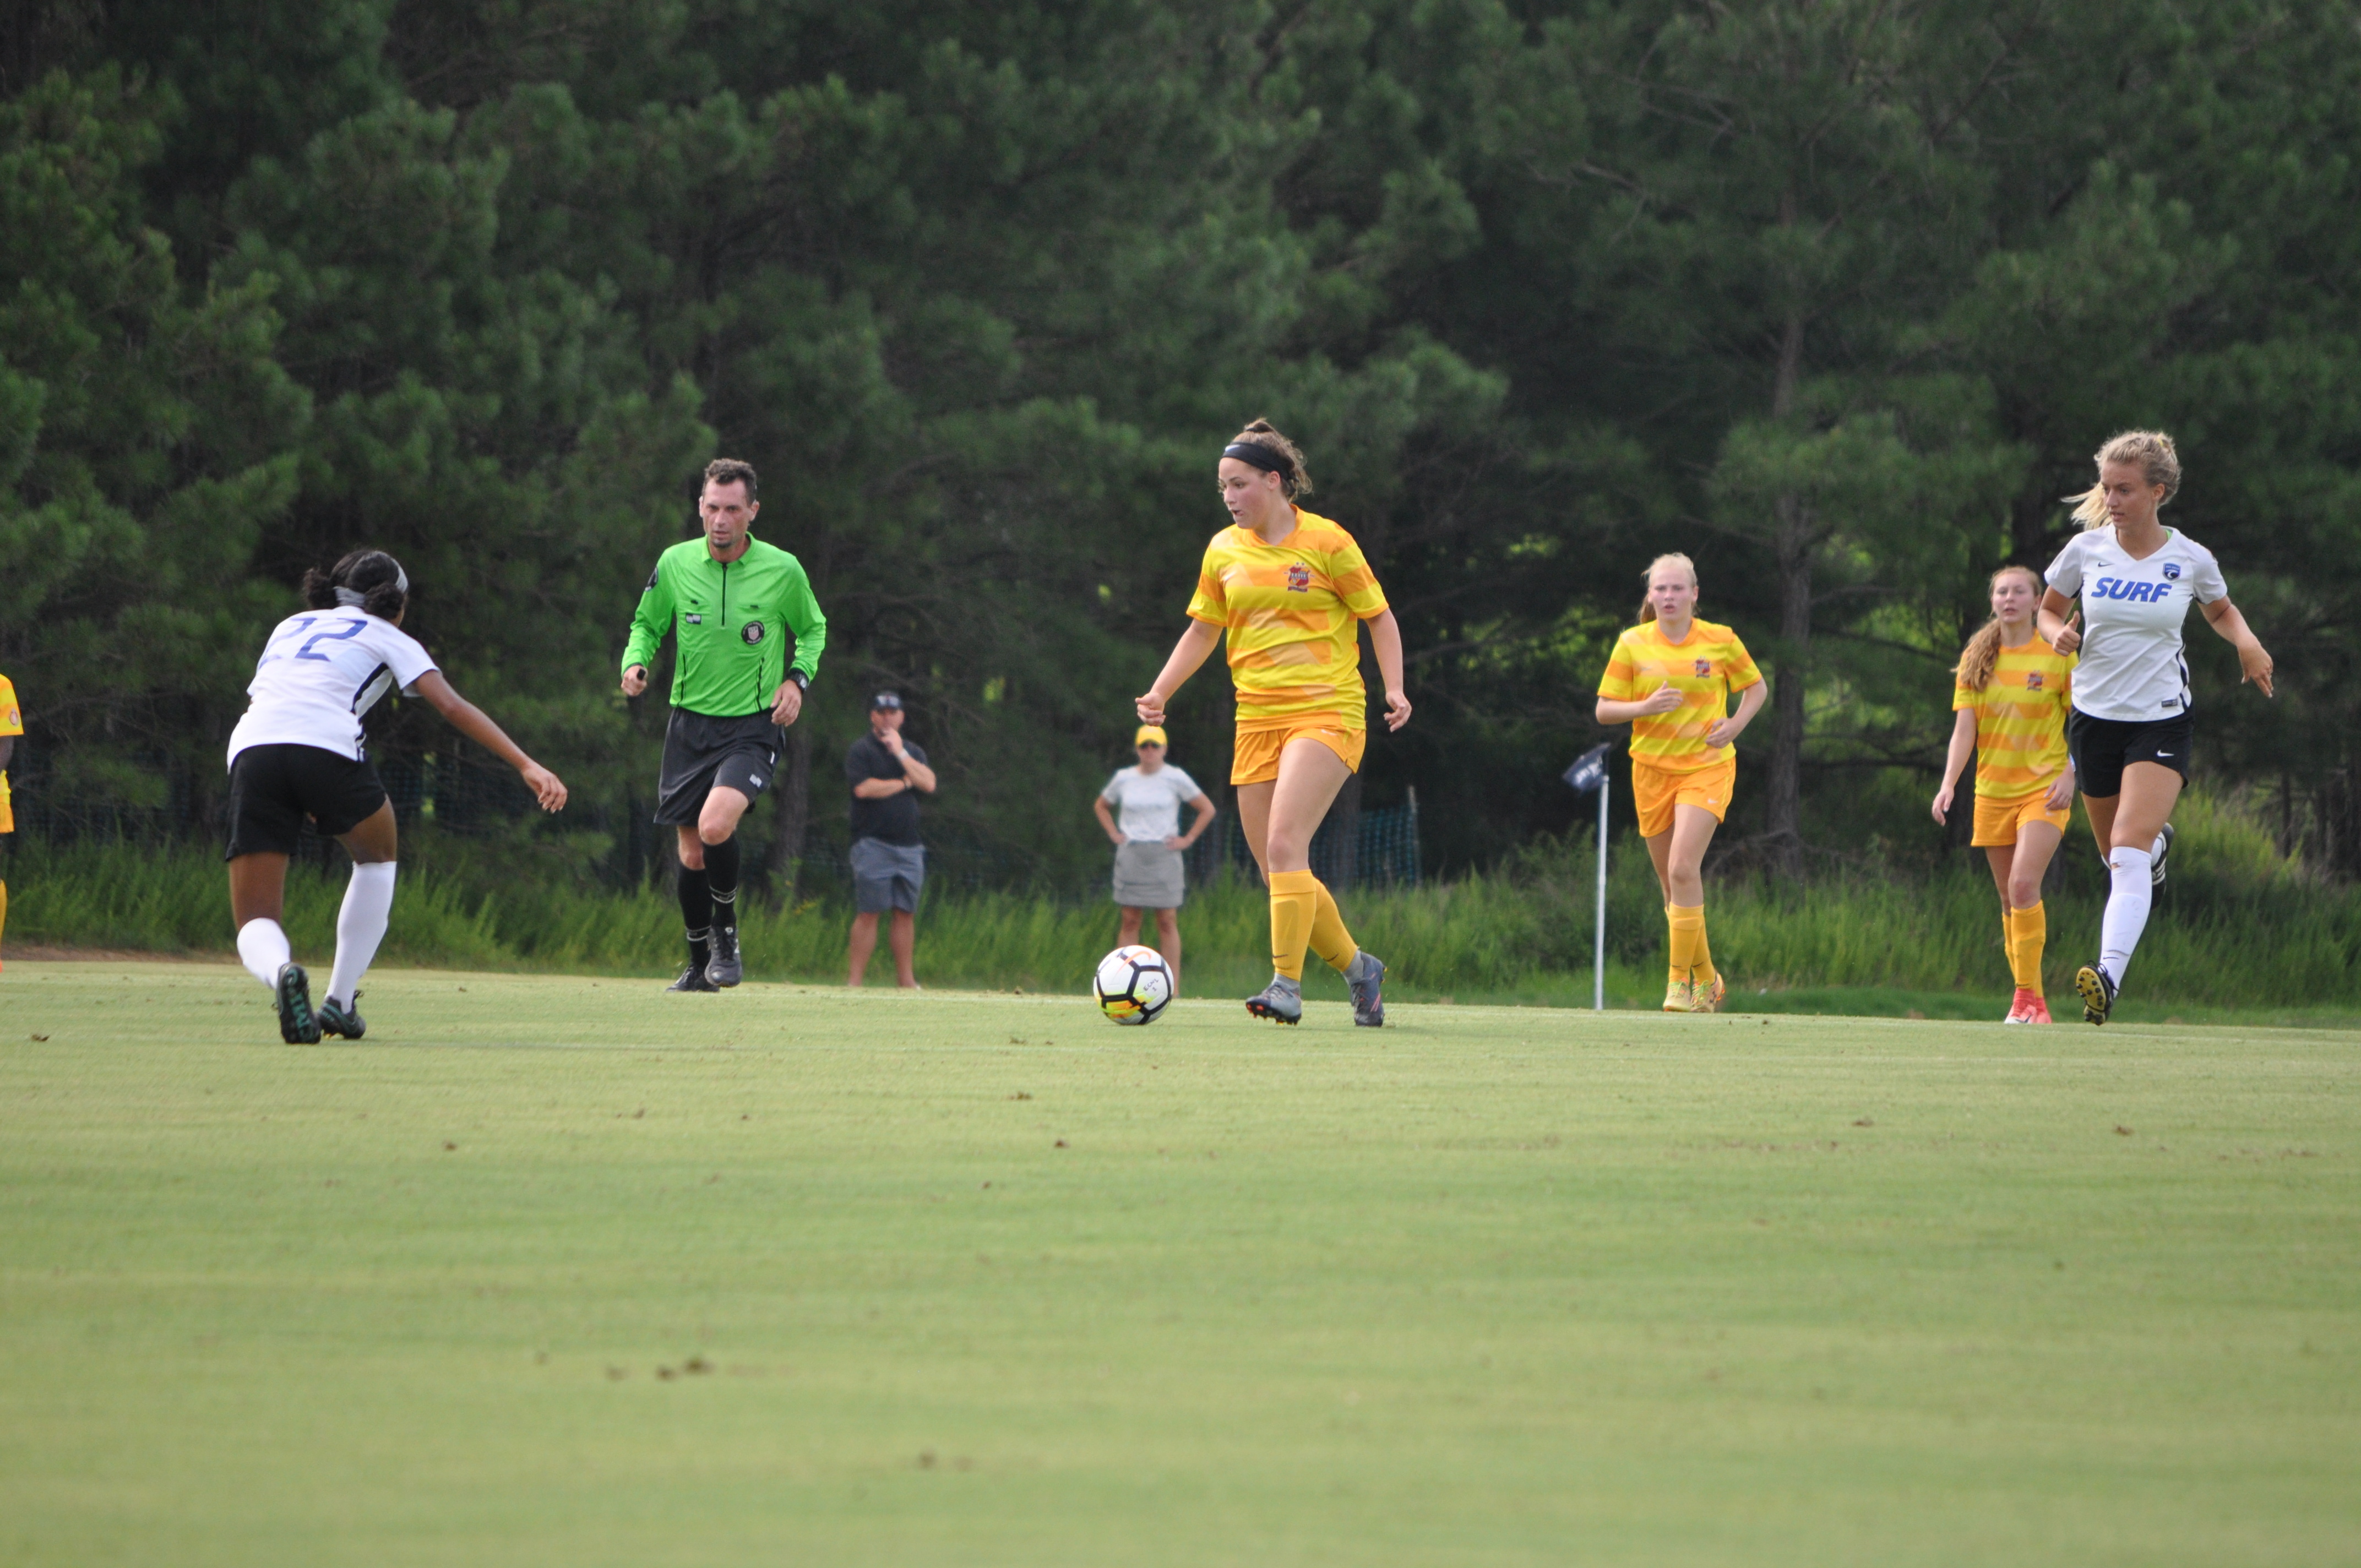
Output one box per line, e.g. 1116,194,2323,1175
1112,841,1185,909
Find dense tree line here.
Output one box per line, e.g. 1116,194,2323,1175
4,0,2358,890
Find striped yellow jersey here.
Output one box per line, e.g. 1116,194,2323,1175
1952,637,2074,798
0,673,19,834
1187,511,1389,729
1596,619,1764,774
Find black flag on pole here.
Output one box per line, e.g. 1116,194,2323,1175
1562,741,1613,796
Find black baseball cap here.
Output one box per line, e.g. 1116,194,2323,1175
871,692,904,711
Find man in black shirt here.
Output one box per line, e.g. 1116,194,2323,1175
845,692,935,986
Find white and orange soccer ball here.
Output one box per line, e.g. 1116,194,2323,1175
1094,945,1174,1025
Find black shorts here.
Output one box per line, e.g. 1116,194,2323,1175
224,744,389,860
2069,709,2193,798
655,709,781,826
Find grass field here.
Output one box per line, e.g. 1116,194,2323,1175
3,963,2357,1566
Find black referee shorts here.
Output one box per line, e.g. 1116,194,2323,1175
224,744,390,860
2068,709,2193,798
654,709,782,826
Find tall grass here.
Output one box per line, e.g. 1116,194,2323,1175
7,788,2355,1008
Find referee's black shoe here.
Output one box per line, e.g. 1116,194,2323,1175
275,962,322,1044
318,991,367,1041
706,924,743,988
667,963,719,993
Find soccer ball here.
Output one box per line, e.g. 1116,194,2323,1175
1094,945,1174,1026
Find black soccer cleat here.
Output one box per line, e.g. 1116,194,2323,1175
2074,962,2117,1027
667,963,719,993
2150,822,2175,886
317,991,366,1041
275,962,322,1044
705,924,743,988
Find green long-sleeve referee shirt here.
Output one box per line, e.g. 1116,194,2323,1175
622,537,827,717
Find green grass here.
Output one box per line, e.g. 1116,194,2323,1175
10,780,2361,1012
2,965,2356,1565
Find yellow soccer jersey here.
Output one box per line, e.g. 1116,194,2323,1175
1952,637,2074,799
1187,511,1389,729
1596,619,1764,774
0,673,19,835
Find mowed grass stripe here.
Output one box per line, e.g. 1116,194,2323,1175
0,962,2355,1567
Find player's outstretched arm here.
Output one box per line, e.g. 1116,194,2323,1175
412,672,568,812
1138,620,1222,725
1364,609,1412,731
1932,706,1977,825
2200,596,2273,697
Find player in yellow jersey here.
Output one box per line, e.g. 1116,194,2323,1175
1593,554,1767,1013
0,671,18,972
1931,565,2079,1025
1137,420,1410,1026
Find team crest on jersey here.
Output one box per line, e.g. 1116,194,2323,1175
1693,658,1711,677
2162,562,2182,580
2026,672,2044,690
1285,564,1312,592
741,620,765,644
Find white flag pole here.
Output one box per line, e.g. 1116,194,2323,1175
1594,773,1609,1011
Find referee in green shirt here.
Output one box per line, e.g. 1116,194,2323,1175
622,459,828,990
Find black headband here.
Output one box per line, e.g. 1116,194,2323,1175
1222,442,1293,479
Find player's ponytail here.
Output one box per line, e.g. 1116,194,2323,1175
303,549,411,620
1954,565,2043,691
1636,552,1697,624
2066,429,2181,531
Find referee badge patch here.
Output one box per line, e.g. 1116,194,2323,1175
741,620,765,644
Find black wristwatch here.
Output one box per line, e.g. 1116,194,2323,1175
786,669,809,692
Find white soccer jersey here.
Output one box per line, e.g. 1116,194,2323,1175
226,610,439,765
2044,525,2228,723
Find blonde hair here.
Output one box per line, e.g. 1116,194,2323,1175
1227,418,1313,499
2068,430,2180,530
1953,565,2044,692
1636,552,1697,623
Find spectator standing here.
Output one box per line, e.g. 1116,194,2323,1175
1092,724,1215,989
846,693,935,987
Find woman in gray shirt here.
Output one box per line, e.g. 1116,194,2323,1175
1092,724,1216,989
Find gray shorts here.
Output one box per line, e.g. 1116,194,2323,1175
850,837,925,913
1112,840,1185,910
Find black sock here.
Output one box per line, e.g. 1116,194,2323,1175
678,865,711,967
704,835,741,933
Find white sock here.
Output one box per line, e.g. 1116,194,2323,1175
327,862,398,1007
2100,846,2154,986
237,918,292,990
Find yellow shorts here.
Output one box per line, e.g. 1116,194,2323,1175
1231,716,1366,786
1971,791,2070,847
1631,756,1734,839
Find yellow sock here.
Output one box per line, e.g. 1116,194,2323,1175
1667,904,1704,979
1308,879,1357,972
2009,901,2046,996
1690,909,1717,987
1268,870,1318,982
